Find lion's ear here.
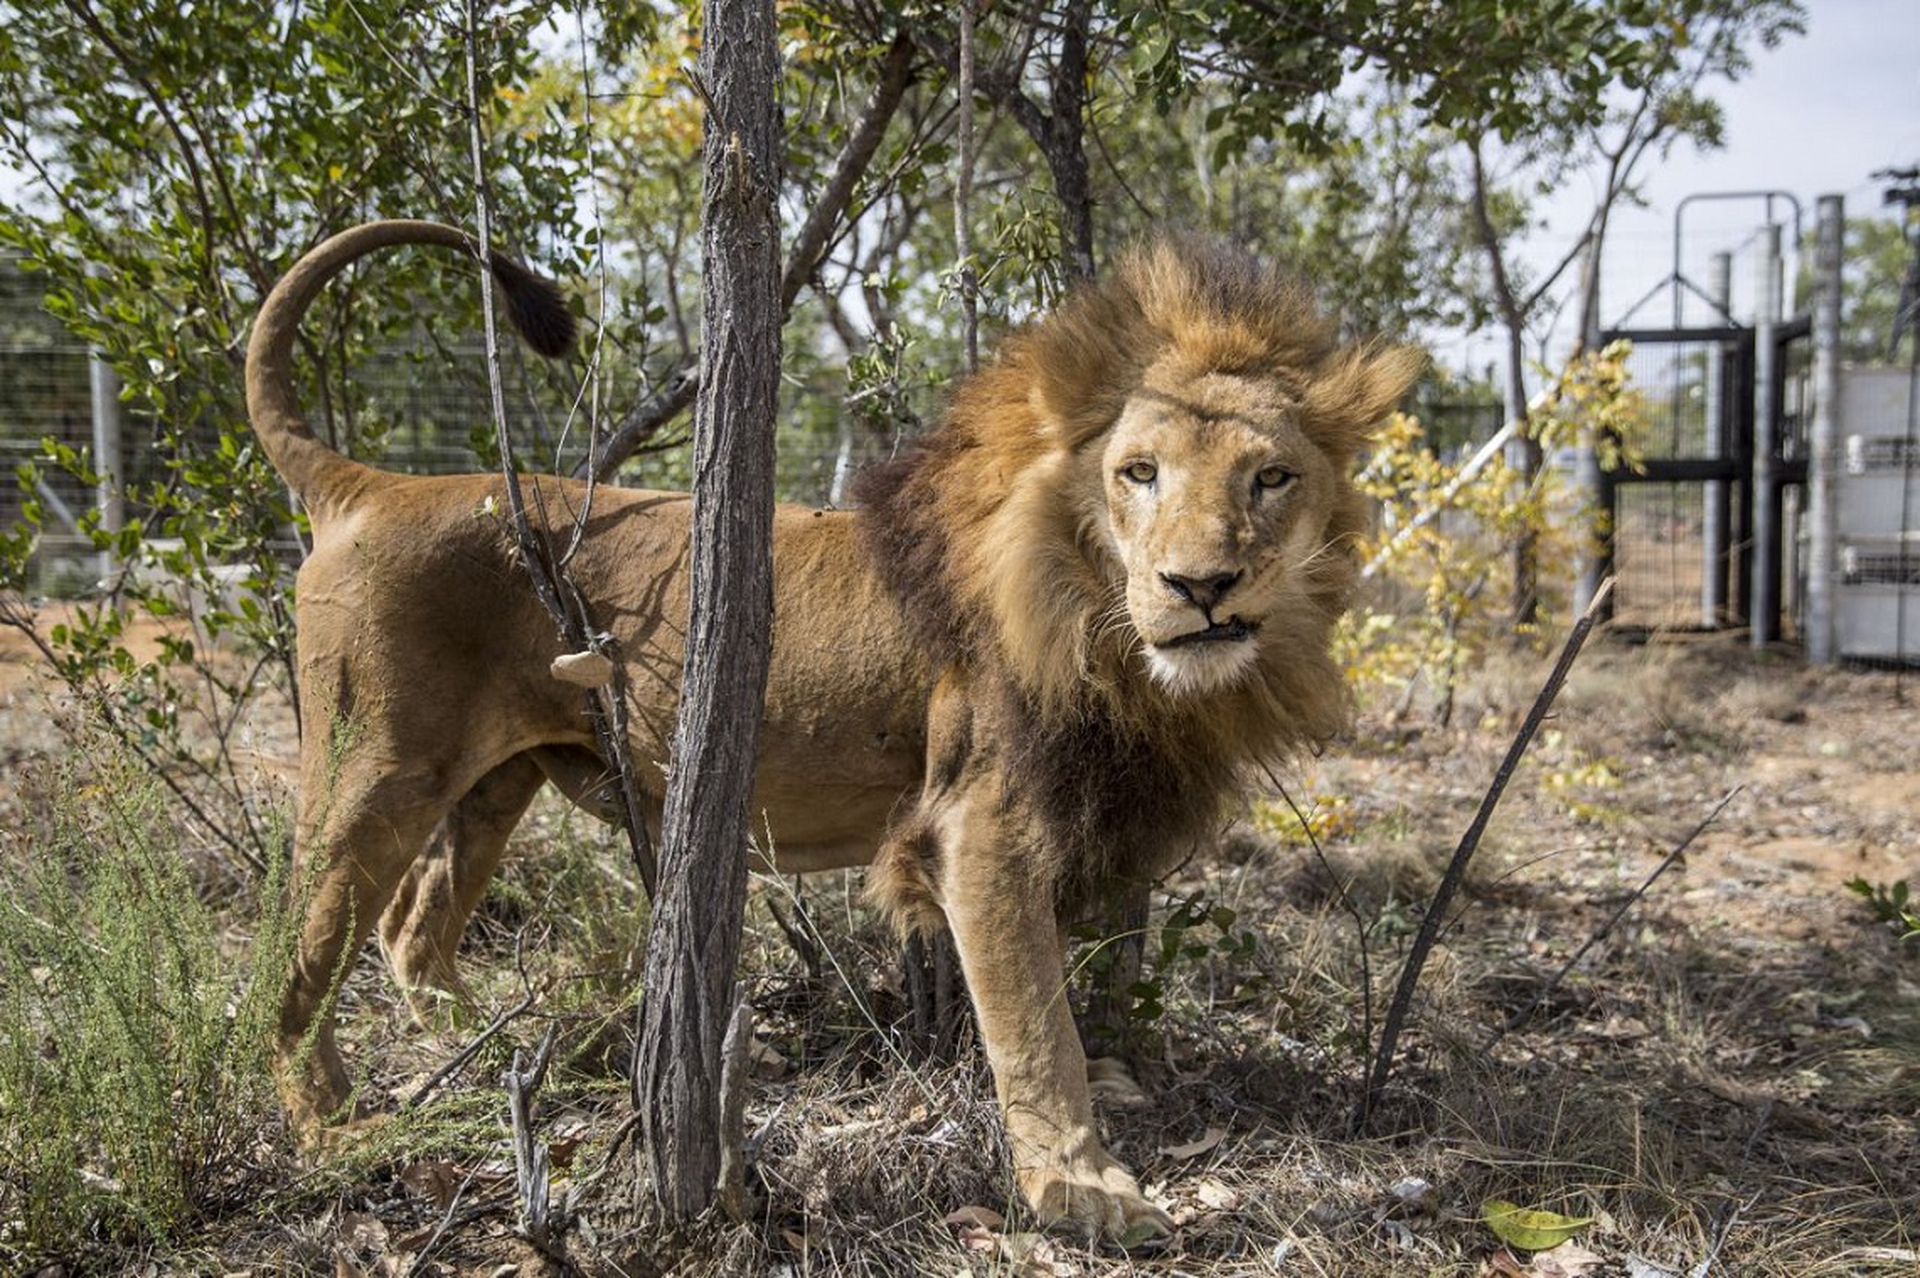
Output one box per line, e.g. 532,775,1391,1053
1304,343,1426,453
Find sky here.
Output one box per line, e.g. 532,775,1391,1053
1442,0,1920,376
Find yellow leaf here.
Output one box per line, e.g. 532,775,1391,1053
1481,1199,1594,1252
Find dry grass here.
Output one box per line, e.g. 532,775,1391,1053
1,631,1916,1275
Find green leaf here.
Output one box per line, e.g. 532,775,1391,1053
1481,1199,1594,1252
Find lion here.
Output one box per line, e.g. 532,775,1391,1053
247,220,1419,1240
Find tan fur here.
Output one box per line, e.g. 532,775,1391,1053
249,223,1416,1241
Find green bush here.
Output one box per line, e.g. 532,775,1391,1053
0,751,296,1264
1847,876,1920,943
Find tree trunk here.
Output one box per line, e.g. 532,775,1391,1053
632,0,782,1224
1045,0,1096,280
935,0,1096,281
1467,142,1541,630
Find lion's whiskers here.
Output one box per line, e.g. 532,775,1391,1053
1087,594,1140,656
1293,535,1348,579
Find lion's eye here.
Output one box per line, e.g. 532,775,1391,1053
1122,460,1158,485
1255,465,1295,492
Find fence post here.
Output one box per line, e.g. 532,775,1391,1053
87,345,124,576
1751,223,1783,648
1702,251,1733,626
1805,195,1845,664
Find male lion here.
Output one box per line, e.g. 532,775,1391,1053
249,220,1418,1239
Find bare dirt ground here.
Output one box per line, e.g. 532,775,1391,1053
1,608,1916,1276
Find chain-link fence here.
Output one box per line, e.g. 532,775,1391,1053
3,337,897,594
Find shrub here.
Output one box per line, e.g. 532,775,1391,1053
0,749,295,1264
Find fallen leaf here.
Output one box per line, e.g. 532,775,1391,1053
1379,1218,1419,1249
1194,1177,1240,1211
1591,1015,1650,1041
1624,1261,1681,1278
997,1232,1072,1276
1532,1241,1606,1276
750,1037,790,1078
1482,1199,1595,1252
338,1212,387,1255
1379,1176,1438,1227
399,1160,462,1210
1482,1248,1529,1277
955,1224,997,1252
1160,1125,1227,1160
943,1205,1006,1230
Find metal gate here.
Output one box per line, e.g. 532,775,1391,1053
1594,319,1809,638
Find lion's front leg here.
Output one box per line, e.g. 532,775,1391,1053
941,852,1171,1241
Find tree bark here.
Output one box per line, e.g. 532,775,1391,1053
632,0,782,1224
1043,0,1096,280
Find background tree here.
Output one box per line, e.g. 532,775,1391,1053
1796,215,1917,365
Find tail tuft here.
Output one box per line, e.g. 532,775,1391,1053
490,255,578,358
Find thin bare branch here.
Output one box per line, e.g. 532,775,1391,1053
1496,786,1741,1042
1357,578,1615,1132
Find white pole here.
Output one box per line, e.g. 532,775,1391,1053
1702,251,1732,626
1751,224,1783,648
87,346,124,577
1805,195,1845,664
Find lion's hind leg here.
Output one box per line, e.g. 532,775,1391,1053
379,751,547,1023
276,753,467,1132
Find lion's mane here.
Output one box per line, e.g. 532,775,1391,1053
855,240,1416,907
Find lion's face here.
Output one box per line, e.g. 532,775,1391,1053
1094,359,1342,698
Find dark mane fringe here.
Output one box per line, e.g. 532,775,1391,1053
848,441,969,663
996,678,1232,910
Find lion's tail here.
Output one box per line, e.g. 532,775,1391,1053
244,219,576,522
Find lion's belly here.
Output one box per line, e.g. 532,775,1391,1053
746,719,925,871
750,611,930,869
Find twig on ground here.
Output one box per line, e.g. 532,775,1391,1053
1693,1193,1755,1277
401,1164,501,1278
766,881,823,982
503,1023,560,1251
1356,578,1614,1134
1493,785,1740,1043
716,998,753,1222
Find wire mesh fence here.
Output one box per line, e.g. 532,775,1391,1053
1,332,898,592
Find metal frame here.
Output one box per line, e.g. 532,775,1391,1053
1596,320,1808,638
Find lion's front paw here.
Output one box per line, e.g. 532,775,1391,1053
1020,1156,1172,1243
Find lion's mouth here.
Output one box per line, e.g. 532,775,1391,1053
1157,617,1259,649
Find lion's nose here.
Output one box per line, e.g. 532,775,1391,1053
1160,569,1242,611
